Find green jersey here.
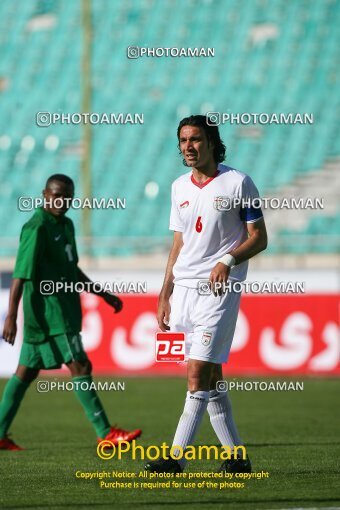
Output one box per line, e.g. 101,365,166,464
13,207,82,343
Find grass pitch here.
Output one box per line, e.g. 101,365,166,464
0,376,339,510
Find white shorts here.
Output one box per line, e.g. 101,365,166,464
169,284,241,364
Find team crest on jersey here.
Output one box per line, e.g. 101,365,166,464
201,331,212,346
180,200,189,208
214,195,231,212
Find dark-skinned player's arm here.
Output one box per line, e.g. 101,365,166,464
2,278,25,345
209,218,268,295
158,231,184,331
77,268,123,313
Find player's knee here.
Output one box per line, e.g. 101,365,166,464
67,359,92,376
76,359,92,376
15,365,39,384
83,359,92,375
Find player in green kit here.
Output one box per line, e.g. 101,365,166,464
0,174,142,450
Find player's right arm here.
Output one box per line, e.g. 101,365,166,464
157,231,183,331
2,278,25,345
4,222,44,344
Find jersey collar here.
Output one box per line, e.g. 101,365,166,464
190,169,219,189
36,207,66,224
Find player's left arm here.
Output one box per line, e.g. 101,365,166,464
77,268,123,313
230,217,268,264
209,218,267,292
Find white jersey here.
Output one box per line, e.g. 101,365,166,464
169,163,263,287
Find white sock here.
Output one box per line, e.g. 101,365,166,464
207,389,243,450
172,390,210,469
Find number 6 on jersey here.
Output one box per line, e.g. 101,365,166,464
195,216,202,233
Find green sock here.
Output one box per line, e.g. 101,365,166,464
0,375,30,438
72,375,111,438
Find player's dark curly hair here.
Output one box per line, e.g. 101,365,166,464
177,115,226,165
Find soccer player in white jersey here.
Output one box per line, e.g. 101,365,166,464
146,115,267,473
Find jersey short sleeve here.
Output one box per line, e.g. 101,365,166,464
13,224,44,280
239,175,263,223
169,183,184,232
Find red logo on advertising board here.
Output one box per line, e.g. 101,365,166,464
156,332,185,362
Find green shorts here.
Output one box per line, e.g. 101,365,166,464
19,333,89,370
